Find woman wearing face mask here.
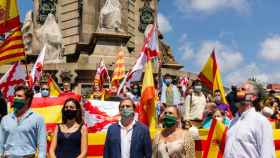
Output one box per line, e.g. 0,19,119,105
49,98,88,158
153,106,195,158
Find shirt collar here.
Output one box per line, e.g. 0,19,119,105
12,109,33,120
119,119,136,130
239,107,255,120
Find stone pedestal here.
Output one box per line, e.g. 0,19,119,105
80,32,136,70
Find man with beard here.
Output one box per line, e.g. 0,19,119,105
224,81,275,158
103,98,152,158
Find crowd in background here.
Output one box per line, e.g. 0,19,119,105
0,72,279,157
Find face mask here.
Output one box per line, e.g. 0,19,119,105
215,96,221,102
13,98,26,114
132,88,139,95
194,85,202,92
41,90,49,97
216,117,223,122
163,114,177,128
121,107,134,118
165,79,172,85
63,110,77,120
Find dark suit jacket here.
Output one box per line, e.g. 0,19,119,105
103,121,152,158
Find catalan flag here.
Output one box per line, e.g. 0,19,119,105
111,49,125,87
139,60,157,128
0,0,21,34
0,27,25,65
198,50,227,104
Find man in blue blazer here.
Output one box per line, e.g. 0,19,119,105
103,98,152,158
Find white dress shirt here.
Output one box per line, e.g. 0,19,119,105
224,108,275,158
119,119,136,158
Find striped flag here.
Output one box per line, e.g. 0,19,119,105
139,60,157,128
203,118,228,158
0,0,21,34
111,49,125,87
198,50,227,104
0,27,25,65
48,75,61,97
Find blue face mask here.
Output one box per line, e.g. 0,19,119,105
165,79,172,85
41,90,49,97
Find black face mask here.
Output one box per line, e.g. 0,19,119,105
63,110,77,120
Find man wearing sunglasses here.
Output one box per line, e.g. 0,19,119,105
224,81,275,158
103,98,152,158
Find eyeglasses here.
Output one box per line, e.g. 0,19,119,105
41,88,49,90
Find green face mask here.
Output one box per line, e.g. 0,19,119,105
13,98,26,114
121,107,134,118
163,114,177,128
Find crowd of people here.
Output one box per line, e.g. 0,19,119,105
0,73,279,157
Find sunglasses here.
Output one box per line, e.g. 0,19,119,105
41,88,49,90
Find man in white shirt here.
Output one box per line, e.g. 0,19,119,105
103,98,152,158
224,81,275,158
184,81,206,122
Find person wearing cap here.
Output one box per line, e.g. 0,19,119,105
224,80,275,158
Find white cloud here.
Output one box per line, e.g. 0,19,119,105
193,41,244,72
175,0,250,15
157,13,172,34
225,63,269,85
178,34,195,60
259,35,280,61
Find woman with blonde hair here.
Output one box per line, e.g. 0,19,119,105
153,106,195,158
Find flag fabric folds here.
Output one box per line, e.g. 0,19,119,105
48,75,61,97
30,46,46,87
96,59,110,88
0,62,26,99
111,49,125,87
203,118,228,158
139,60,157,128
0,27,25,65
198,50,227,104
0,0,21,34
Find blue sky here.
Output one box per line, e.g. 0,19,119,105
19,0,280,85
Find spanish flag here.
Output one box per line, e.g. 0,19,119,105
0,0,21,34
139,60,157,128
0,27,25,65
48,75,61,97
203,118,228,158
111,49,125,87
198,50,227,104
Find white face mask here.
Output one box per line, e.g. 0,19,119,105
194,85,202,92
216,117,223,122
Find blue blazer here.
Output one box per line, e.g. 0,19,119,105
103,121,152,158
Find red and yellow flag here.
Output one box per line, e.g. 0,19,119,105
139,60,157,128
0,27,25,65
198,50,227,104
48,76,61,97
203,119,228,158
111,49,125,87
0,0,21,34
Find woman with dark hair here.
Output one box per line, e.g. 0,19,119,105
49,98,88,158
